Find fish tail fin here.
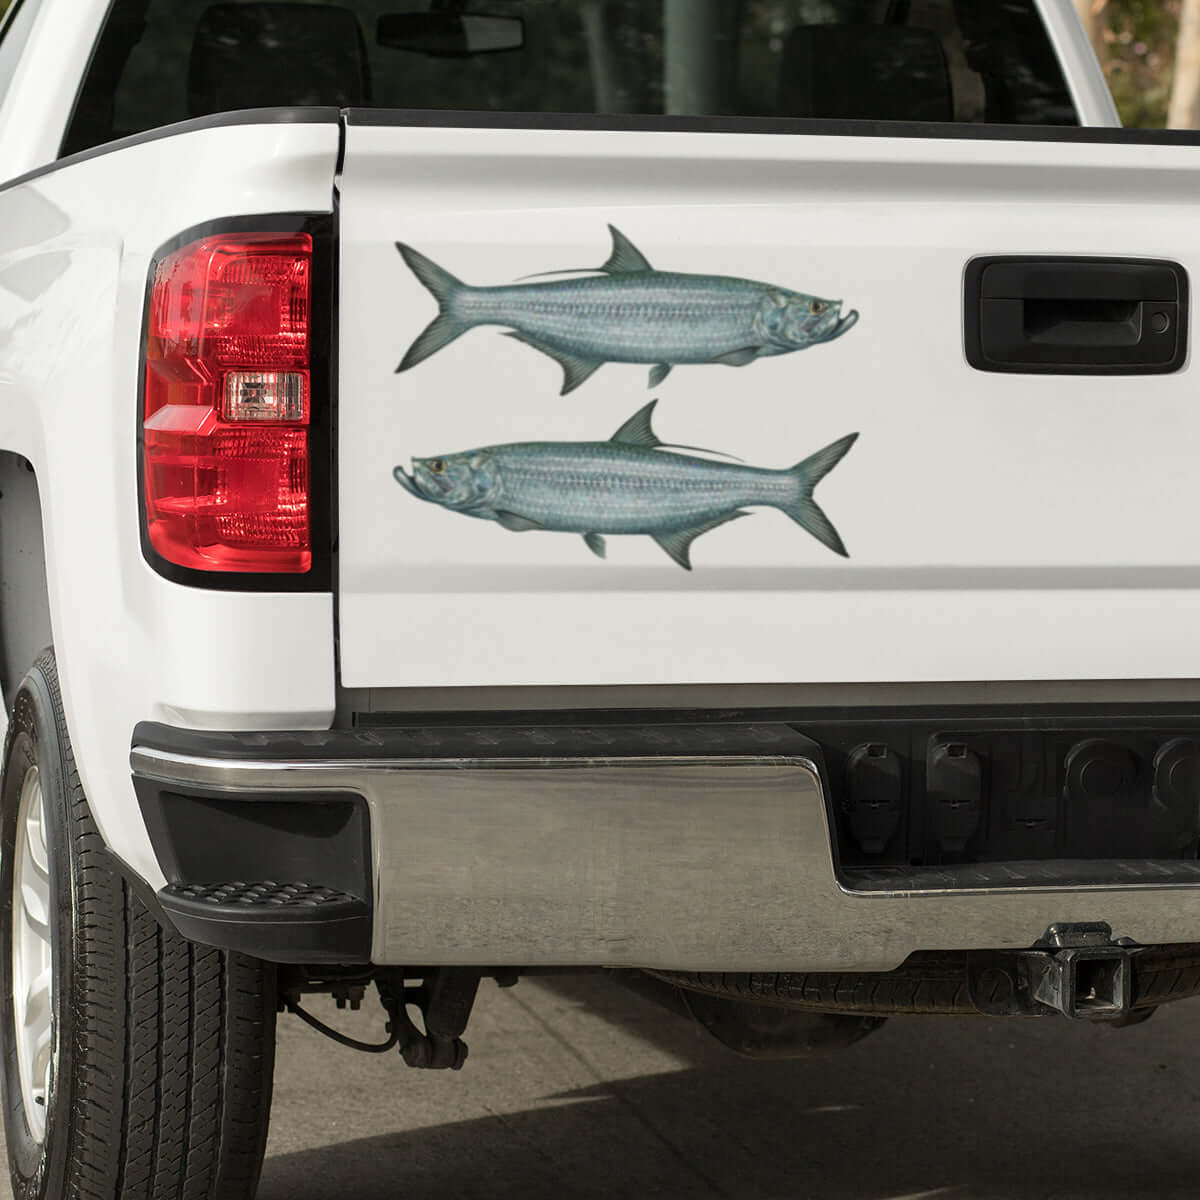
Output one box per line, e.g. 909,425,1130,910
782,432,860,558
396,243,472,372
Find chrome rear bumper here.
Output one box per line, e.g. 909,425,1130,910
130,723,1200,972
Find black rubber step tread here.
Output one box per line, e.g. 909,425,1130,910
159,882,369,950
133,718,817,763
30,651,276,1200
165,880,362,909
651,944,1200,1017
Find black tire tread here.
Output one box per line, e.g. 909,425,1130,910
16,650,275,1200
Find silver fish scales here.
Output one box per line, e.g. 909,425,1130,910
394,401,859,569
396,226,859,394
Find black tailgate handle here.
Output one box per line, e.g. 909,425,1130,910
965,257,1188,375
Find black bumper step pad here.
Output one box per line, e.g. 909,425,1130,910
159,881,370,964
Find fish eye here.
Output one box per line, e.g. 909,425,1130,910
429,458,446,474
809,300,827,315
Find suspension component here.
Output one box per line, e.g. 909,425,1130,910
279,967,483,1066
378,969,482,1070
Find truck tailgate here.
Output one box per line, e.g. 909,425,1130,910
336,118,1200,689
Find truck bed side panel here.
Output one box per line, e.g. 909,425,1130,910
0,119,341,885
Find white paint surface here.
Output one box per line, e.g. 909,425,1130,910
338,124,1200,688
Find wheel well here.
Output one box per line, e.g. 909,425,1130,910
0,453,51,711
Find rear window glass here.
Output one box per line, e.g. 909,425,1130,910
63,0,1078,156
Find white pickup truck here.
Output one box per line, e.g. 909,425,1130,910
3,0,1200,1195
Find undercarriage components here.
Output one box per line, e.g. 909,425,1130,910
281,967,483,1068
378,969,482,1070
618,970,885,1057
650,926,1200,1022
1026,923,1137,1020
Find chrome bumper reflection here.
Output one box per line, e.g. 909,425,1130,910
130,747,1200,972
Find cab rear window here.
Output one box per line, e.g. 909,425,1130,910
63,0,1079,156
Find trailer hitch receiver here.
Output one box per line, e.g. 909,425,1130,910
1029,923,1137,1021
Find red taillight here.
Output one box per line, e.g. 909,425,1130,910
143,232,313,573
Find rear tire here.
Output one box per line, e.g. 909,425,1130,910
1,650,276,1200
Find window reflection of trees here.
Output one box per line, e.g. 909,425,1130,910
75,0,1079,152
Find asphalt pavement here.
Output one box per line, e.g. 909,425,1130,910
260,974,1200,1200
5,973,1199,1198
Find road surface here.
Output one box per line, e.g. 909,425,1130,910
4,973,1198,1198
259,974,1198,1199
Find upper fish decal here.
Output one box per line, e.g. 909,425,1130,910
393,401,859,569
395,226,860,395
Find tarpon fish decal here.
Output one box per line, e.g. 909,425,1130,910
393,401,858,569
395,227,860,395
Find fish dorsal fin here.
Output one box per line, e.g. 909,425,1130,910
661,443,746,463
602,226,653,275
515,226,653,281
653,511,751,571
610,401,663,449
609,401,743,460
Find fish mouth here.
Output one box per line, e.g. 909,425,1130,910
829,309,860,340
393,465,422,497
798,304,859,346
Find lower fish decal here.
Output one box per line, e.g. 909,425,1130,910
393,402,859,569
395,226,860,394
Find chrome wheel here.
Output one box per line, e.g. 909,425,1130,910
12,766,54,1142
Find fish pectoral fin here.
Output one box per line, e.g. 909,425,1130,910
502,331,602,396
648,363,673,388
601,225,654,274
711,347,762,368
609,400,663,449
495,511,546,532
652,511,751,571
583,533,607,560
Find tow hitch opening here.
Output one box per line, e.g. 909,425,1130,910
1031,924,1137,1021
1074,956,1127,1017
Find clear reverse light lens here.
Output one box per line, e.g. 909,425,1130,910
224,371,307,422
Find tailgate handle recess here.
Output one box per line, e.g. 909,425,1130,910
965,257,1188,375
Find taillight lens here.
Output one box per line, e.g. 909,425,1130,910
143,232,313,573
